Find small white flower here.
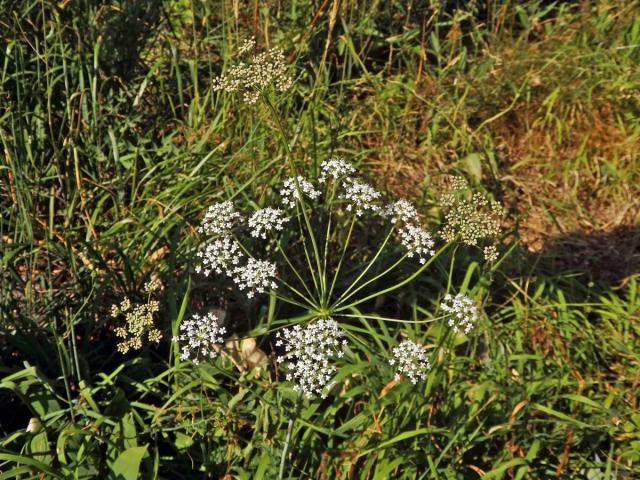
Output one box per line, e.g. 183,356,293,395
341,179,381,216
232,258,278,298
248,208,288,239
195,236,243,276
281,176,321,208
199,201,242,236
389,339,430,384
238,37,256,55
483,244,499,262
172,312,226,364
318,158,356,183
276,318,347,398
440,293,478,334
399,225,435,264
384,199,420,225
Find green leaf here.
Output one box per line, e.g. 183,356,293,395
109,445,148,480
174,432,194,450
463,153,483,183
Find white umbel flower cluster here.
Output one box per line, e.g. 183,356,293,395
275,318,347,398
440,293,478,334
281,176,321,208
195,237,243,276
399,224,435,264
199,201,242,236
318,158,356,183
172,312,227,364
232,258,278,298
196,200,278,299
382,198,435,264
384,199,420,224
389,339,430,384
341,180,381,216
248,207,288,239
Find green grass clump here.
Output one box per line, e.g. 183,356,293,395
1,0,639,478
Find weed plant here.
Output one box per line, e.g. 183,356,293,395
1,1,639,478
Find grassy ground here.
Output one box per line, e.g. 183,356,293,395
1,0,639,478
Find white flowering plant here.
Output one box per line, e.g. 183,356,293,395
169,37,505,478
171,39,505,396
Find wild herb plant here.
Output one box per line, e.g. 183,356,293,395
170,39,504,476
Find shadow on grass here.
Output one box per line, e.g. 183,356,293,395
502,224,640,303
533,224,640,285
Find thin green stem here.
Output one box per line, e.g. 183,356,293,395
276,239,317,301
279,392,303,480
334,242,452,312
327,215,356,302
331,225,396,307
275,277,320,310
335,312,447,324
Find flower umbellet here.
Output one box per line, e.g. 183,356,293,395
440,293,478,334
275,318,347,398
389,339,431,384
173,312,226,364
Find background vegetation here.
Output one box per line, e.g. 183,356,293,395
1,0,639,478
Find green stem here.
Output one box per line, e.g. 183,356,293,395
276,239,317,301
331,226,397,308
334,242,452,312
265,98,325,300
327,215,356,303
279,392,303,479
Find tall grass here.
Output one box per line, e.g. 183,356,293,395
1,0,639,478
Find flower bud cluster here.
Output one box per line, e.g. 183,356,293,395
440,176,504,261
172,312,226,364
212,42,293,105
111,280,163,354
275,318,347,398
389,339,430,384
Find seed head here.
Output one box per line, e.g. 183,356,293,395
112,294,162,354
440,188,504,254
213,46,293,105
